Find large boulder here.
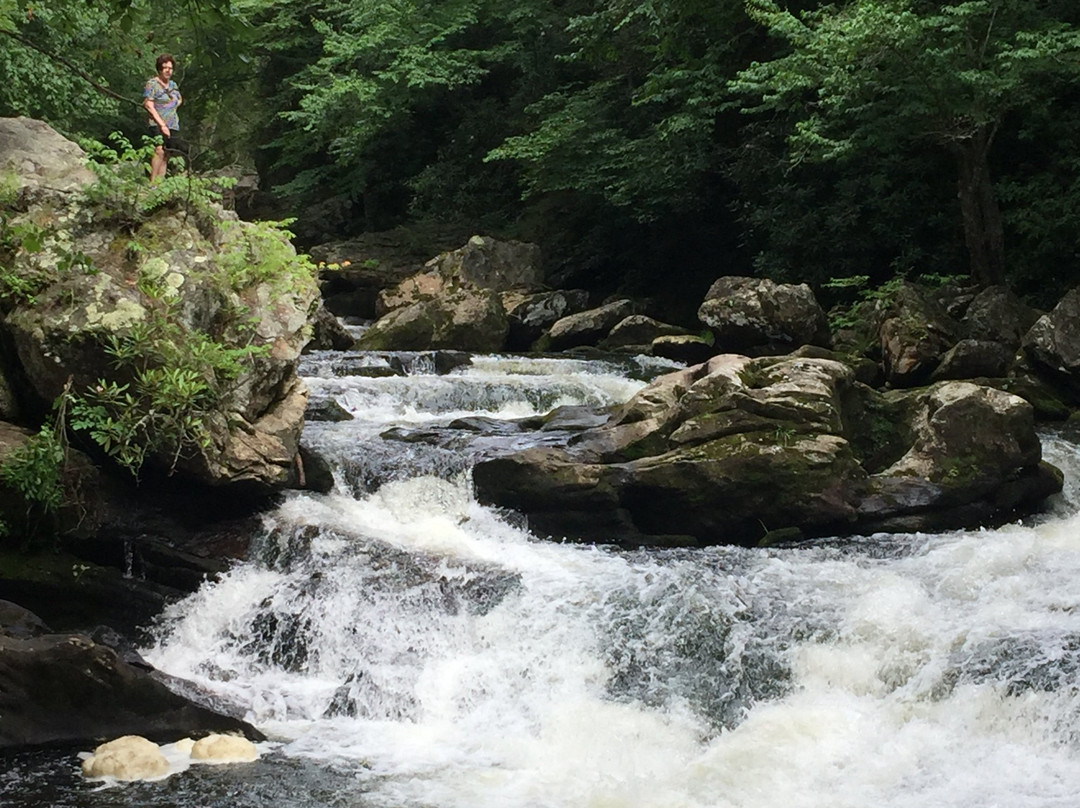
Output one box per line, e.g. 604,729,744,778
877,281,961,387
698,277,830,353
426,235,543,293
542,299,637,351
0,619,263,749
962,285,1041,349
356,287,509,352
473,354,1060,546
505,289,590,351
357,236,541,351
1022,286,1080,401
0,119,320,489
0,117,95,198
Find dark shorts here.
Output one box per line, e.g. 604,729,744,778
146,125,187,155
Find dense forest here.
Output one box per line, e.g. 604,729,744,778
3,0,1079,317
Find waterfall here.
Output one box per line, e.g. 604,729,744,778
132,352,1080,808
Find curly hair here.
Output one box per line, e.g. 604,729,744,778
155,53,175,71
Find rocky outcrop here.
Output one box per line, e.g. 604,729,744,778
473,353,1061,547
0,421,107,539
876,281,961,387
0,117,319,489
1022,286,1080,401
0,610,263,748
698,277,830,353
0,117,95,198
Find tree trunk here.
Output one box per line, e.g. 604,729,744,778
955,127,1005,286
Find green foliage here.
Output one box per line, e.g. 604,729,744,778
0,424,66,528
217,218,319,296
0,393,77,545
731,0,1080,286
80,133,235,227
0,217,98,308
68,286,267,477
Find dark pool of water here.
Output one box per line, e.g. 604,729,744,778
0,748,377,808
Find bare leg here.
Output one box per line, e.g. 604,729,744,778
150,144,167,182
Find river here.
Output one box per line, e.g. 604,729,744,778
4,348,1080,807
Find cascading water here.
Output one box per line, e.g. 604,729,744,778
6,350,1080,808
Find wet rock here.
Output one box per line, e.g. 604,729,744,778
0,628,263,749
306,398,355,422
304,305,355,352
474,354,1061,547
297,442,335,493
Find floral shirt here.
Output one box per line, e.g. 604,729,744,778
144,78,181,130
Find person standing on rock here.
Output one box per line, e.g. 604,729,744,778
143,54,182,182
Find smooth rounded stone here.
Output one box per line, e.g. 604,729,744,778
190,733,259,763
81,735,168,780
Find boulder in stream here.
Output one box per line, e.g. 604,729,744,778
0,609,263,749
473,353,1062,546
